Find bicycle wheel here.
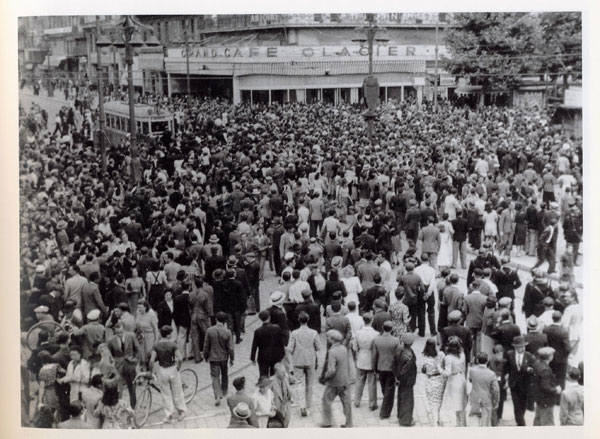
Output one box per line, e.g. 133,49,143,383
133,387,152,428
26,321,62,350
180,368,198,404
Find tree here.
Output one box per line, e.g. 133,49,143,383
443,13,545,96
539,12,582,80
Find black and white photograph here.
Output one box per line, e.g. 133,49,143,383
6,3,595,433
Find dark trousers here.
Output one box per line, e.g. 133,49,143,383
397,386,415,426
209,360,229,399
425,293,436,336
309,219,323,238
258,361,277,377
438,304,448,333
226,311,243,342
534,405,554,426
273,251,282,276
492,385,507,425
550,361,568,389
415,296,429,336
468,228,482,251
407,302,418,333
534,245,556,273
117,359,137,408
510,386,528,426
378,371,396,418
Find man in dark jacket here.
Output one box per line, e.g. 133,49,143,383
451,209,469,269
173,283,191,360
392,333,417,426
268,290,290,346
524,316,548,358
522,270,554,318
542,311,571,389
532,347,562,426
491,259,521,319
372,321,400,420
294,289,322,333
491,308,521,354
223,269,246,344
504,336,537,426
397,262,424,333
250,310,286,377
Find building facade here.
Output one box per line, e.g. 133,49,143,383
136,13,454,104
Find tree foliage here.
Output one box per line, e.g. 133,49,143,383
443,13,545,90
539,12,582,79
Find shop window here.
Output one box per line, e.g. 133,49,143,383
241,90,251,103
271,89,286,104
252,90,269,104
288,89,297,103
306,88,320,104
340,88,351,104
323,88,335,104
387,87,402,102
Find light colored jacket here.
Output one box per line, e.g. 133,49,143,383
468,364,499,407
352,326,378,370
287,325,321,367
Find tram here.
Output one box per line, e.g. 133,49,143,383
103,100,174,145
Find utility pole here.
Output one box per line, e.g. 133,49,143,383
95,16,107,171
434,24,439,112
185,26,191,108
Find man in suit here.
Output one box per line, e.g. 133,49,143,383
392,333,417,426
504,336,537,426
57,401,92,429
463,282,488,358
440,310,473,367
491,308,521,354
468,352,500,426
173,283,191,360
223,269,247,344
80,272,108,320
532,347,562,426
542,310,571,388
418,216,440,269
268,291,290,346
404,199,421,242
371,299,392,334
226,377,259,428
524,316,548,358
372,321,400,419
73,309,107,360
534,216,559,274
294,289,322,333
325,302,352,346
204,312,235,406
107,322,142,408
491,258,522,320
288,311,322,416
250,310,286,377
189,284,212,363
398,262,424,333
451,208,469,269
498,201,516,257
321,329,353,428
351,313,379,411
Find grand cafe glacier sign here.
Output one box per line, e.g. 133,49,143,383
169,45,447,60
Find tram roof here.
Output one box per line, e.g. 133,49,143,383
104,101,173,120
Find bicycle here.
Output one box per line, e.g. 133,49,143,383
132,367,198,428
25,320,64,350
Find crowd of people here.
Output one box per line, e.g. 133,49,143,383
19,83,584,428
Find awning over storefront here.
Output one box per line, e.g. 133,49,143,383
38,55,67,69
234,60,426,76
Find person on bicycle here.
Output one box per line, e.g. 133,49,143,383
149,325,186,423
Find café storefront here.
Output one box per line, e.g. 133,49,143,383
143,44,435,104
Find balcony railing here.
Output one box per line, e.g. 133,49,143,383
200,13,451,32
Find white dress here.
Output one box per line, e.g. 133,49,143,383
437,231,453,267
342,276,362,306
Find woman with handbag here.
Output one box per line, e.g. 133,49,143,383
421,338,447,426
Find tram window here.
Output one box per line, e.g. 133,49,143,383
151,121,168,132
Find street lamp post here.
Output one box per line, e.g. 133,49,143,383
353,13,388,140
434,24,439,112
45,37,54,97
184,27,191,109
95,17,108,171
97,16,159,167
